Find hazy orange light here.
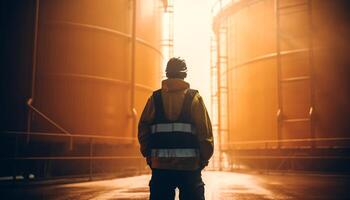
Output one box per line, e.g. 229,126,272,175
172,0,215,108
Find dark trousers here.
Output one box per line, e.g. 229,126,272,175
149,169,205,200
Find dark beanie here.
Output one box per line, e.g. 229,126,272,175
165,57,187,79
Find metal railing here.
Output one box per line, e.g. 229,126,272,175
227,137,350,148
1,131,144,182
223,137,350,170
218,137,350,172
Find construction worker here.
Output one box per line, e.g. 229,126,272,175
138,57,214,200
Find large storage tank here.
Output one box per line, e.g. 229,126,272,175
1,0,166,178
2,0,165,138
32,0,163,138
212,0,350,170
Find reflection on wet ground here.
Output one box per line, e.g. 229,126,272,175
2,171,350,199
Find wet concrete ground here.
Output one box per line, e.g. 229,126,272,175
2,171,350,199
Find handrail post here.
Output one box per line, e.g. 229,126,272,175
265,142,269,174
69,137,73,151
276,109,282,148
89,138,93,181
12,135,18,182
309,106,315,148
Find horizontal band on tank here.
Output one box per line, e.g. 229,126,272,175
283,118,310,123
281,76,311,83
42,20,163,58
3,131,137,142
0,156,143,161
219,155,350,160
38,72,154,92
224,48,309,74
151,148,199,158
151,123,193,134
225,137,350,145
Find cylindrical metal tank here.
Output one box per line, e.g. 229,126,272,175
213,0,350,150
1,0,167,179
29,0,164,139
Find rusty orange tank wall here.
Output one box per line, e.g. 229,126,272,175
214,0,350,149
135,0,163,128
33,0,163,139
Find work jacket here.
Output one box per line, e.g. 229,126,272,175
138,78,214,171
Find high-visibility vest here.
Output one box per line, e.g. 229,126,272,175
149,89,200,171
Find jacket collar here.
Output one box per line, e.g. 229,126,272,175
161,78,190,92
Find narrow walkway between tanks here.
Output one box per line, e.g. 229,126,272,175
2,171,350,200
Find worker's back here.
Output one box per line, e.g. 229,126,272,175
160,78,188,121
138,57,213,200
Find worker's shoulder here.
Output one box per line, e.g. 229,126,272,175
152,88,162,95
187,88,199,96
149,88,162,98
188,89,203,102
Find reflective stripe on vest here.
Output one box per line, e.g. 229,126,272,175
151,148,199,158
151,123,194,134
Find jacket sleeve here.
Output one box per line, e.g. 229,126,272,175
138,96,155,158
191,93,214,167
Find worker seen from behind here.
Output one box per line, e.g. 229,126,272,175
138,57,214,200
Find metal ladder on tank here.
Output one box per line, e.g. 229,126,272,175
210,36,219,170
217,24,230,171
275,0,316,169
210,26,229,170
